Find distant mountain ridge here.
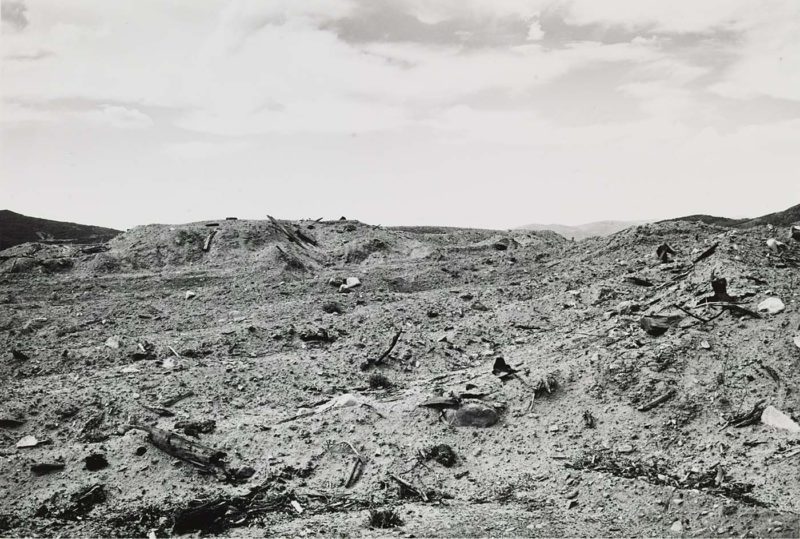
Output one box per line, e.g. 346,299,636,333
518,220,651,240
0,210,120,251
667,203,800,229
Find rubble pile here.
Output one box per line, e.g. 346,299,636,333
1,215,799,537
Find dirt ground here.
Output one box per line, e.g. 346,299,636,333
1,217,799,537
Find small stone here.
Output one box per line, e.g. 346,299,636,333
185,290,196,300
16,435,39,448
761,405,800,433
757,297,785,315
670,520,684,534
446,404,499,428
617,444,634,454
105,336,121,349
700,340,711,350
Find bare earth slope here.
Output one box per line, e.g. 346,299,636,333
1,217,799,537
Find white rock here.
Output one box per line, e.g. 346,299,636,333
120,366,139,374
761,405,800,433
105,336,121,349
700,340,711,350
16,435,39,448
794,335,800,349
338,277,362,292
757,297,785,314
766,238,787,252
185,290,196,300
671,520,684,533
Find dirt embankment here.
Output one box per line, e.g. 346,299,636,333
1,217,799,537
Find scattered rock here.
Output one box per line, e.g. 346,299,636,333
339,277,361,293
761,405,800,433
21,317,48,334
322,301,344,314
757,297,785,315
299,327,335,342
16,435,41,448
446,403,499,428
766,238,788,253
0,418,25,429
31,462,65,475
84,453,109,471
11,349,29,360
471,301,490,312
104,336,121,349
639,316,675,337
174,419,217,438
656,243,675,263
424,444,457,467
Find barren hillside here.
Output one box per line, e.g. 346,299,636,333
1,216,799,537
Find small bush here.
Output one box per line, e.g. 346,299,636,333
368,508,403,529
368,373,392,390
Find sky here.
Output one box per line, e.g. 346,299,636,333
1,0,799,230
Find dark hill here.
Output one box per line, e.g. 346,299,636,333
0,210,120,251
667,203,800,228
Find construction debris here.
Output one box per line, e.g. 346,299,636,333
361,330,402,370
128,423,229,477
202,230,217,252
692,242,719,265
637,389,676,412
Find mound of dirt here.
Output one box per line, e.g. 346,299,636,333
1,216,799,537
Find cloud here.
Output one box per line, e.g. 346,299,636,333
1,0,28,30
1,102,153,129
84,105,153,129
526,18,544,41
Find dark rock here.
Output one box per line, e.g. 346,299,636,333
84,453,108,471
31,462,65,475
446,403,499,427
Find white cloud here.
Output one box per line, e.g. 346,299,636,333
84,105,153,129
527,18,544,41
1,102,152,129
